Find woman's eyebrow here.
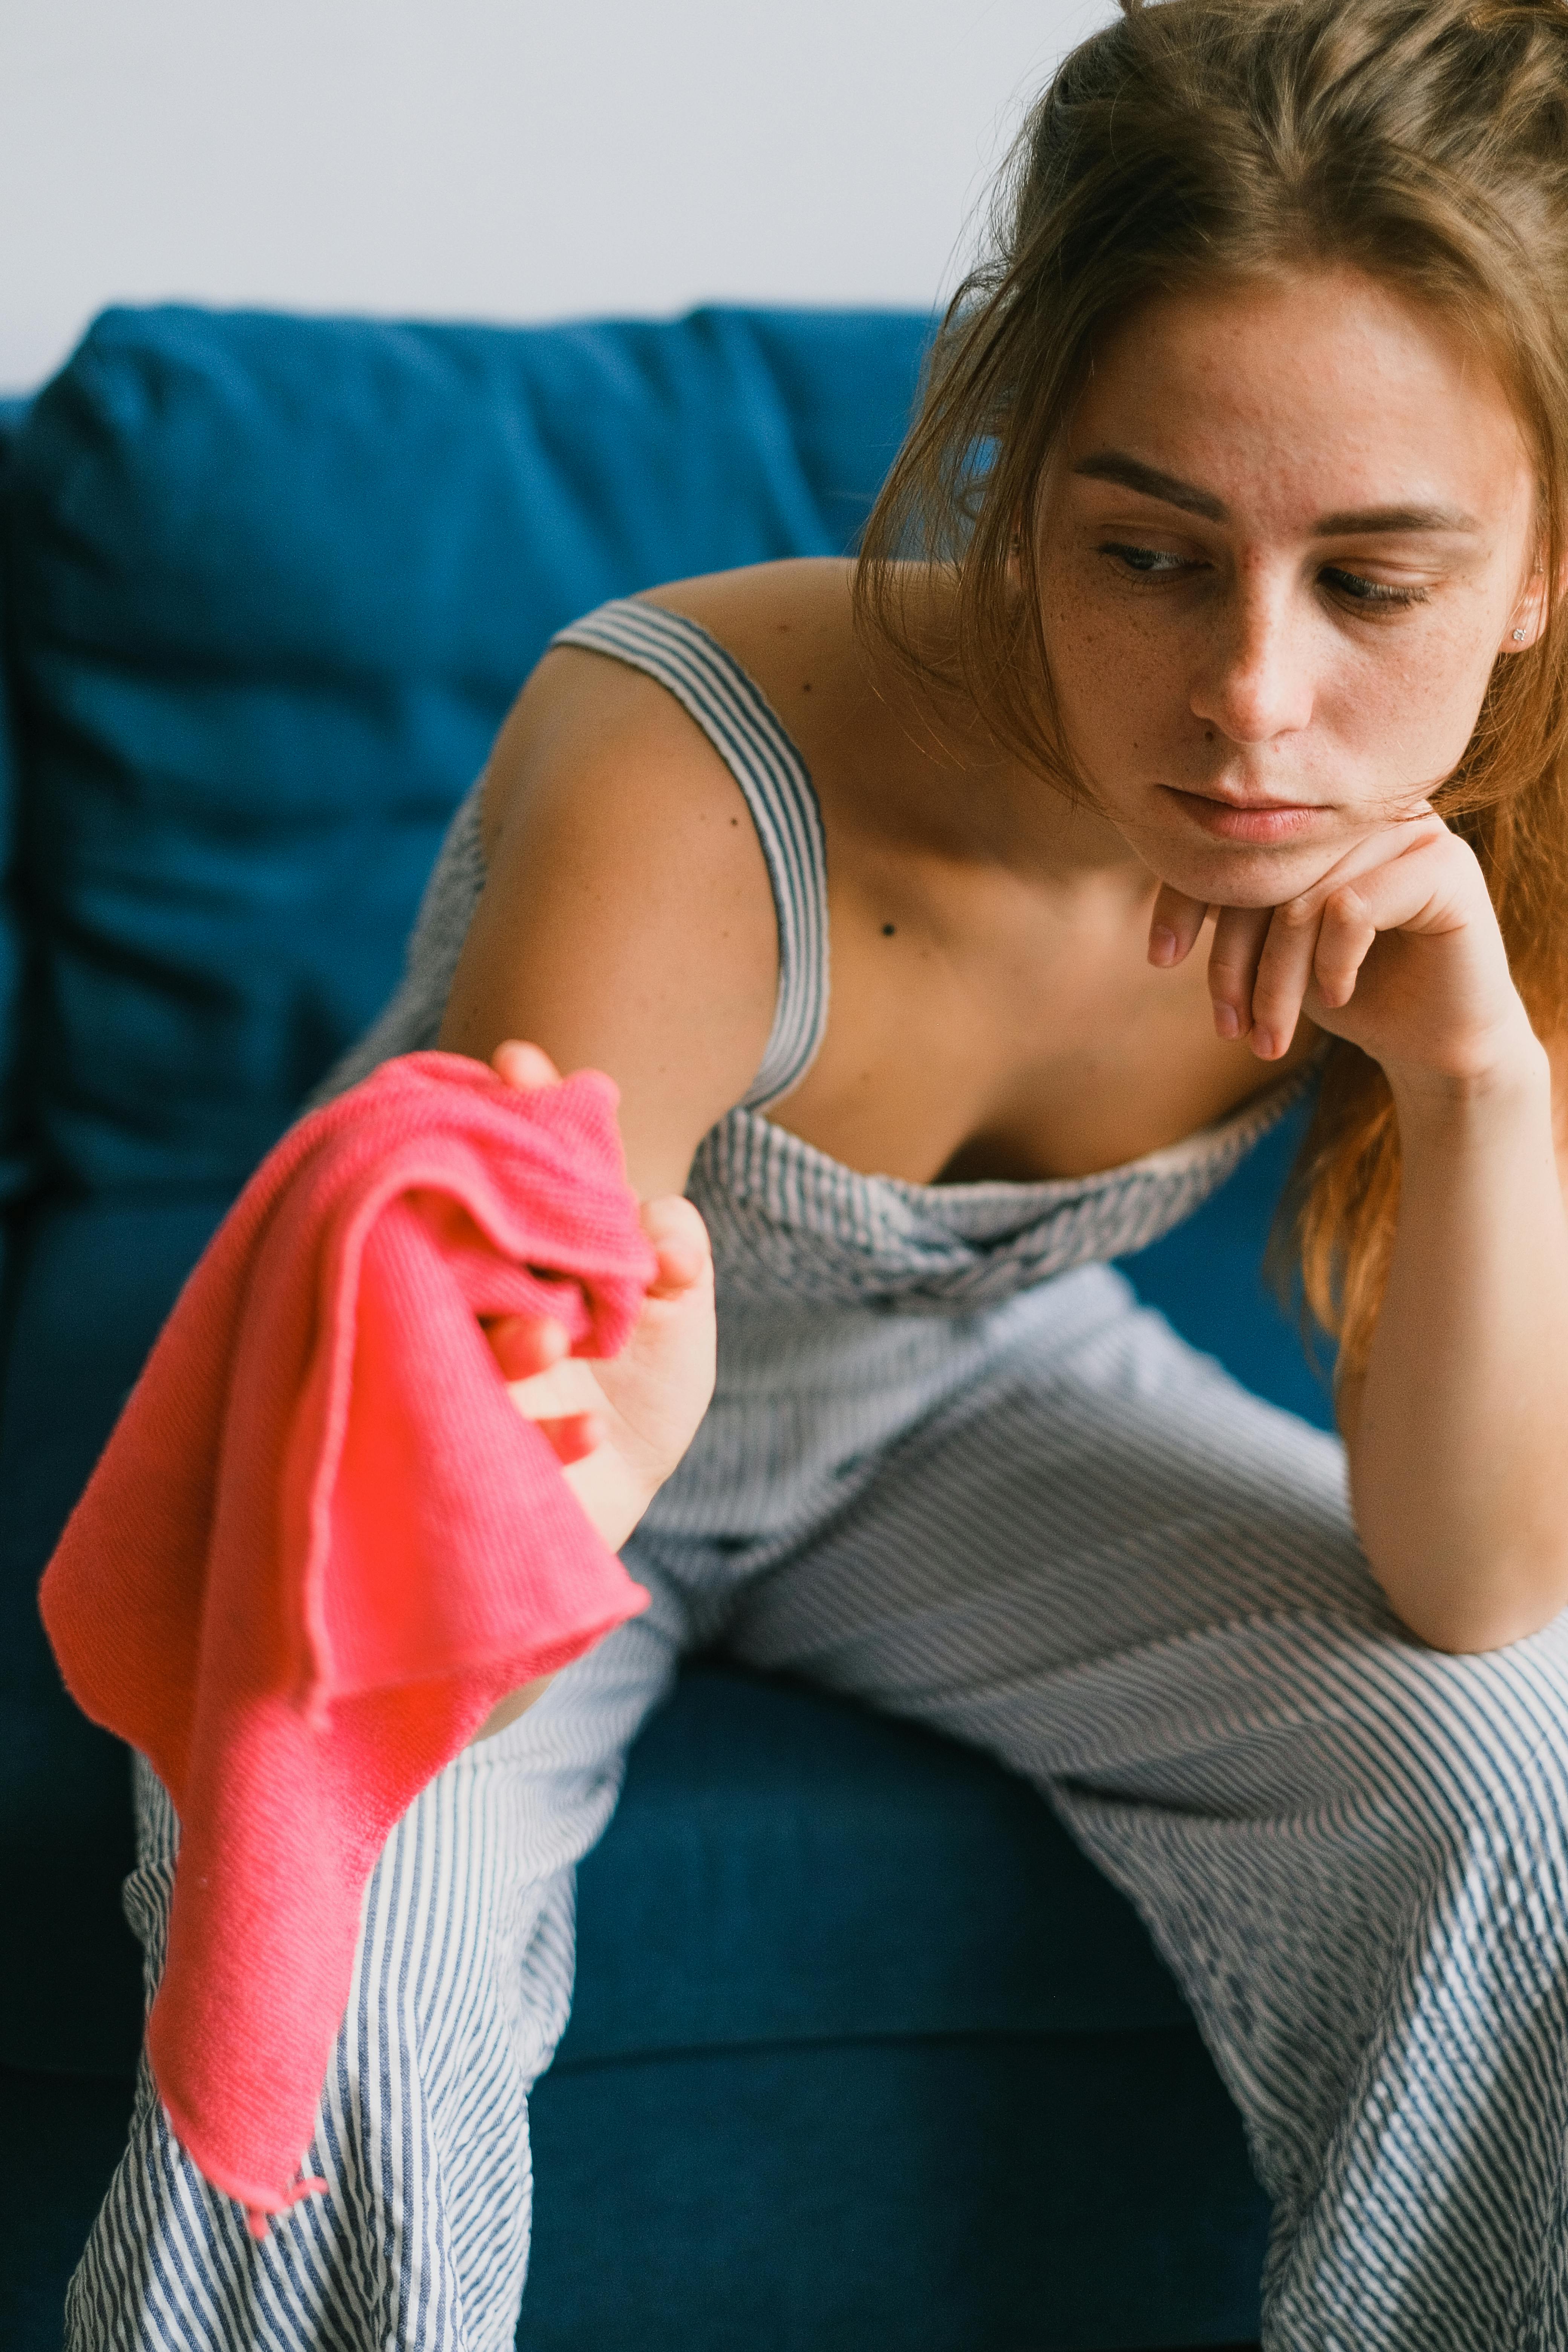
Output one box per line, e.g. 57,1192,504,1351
1071,451,1479,535
1311,502,1480,536
1072,452,1226,519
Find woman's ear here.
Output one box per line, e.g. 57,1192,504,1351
1505,534,1563,652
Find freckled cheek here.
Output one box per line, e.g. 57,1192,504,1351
1338,627,1502,787
1043,586,1177,764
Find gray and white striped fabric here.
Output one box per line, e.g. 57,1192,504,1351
67,602,1568,2349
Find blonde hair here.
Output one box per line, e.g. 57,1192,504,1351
855,0,1568,1379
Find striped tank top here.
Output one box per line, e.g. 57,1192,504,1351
326,599,1314,1561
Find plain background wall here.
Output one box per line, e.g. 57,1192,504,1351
0,0,1104,394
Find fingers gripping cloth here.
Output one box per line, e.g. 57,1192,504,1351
39,1052,658,2237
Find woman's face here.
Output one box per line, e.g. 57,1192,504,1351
1034,267,1543,905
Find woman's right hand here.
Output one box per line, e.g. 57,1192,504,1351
482,1039,717,1556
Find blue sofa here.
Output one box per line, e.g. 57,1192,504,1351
0,303,1330,2350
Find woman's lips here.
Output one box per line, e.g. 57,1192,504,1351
1159,786,1328,844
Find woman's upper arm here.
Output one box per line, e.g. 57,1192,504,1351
439,646,779,1199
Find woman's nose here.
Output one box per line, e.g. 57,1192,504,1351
1190,577,1314,746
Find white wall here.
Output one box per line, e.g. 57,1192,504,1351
0,0,1106,393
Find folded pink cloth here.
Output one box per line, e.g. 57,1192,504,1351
40,1050,656,2235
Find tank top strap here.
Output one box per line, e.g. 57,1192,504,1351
549,599,830,1111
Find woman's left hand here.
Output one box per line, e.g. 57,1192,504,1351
1148,810,1539,1095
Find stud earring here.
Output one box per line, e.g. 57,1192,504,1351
1513,628,1528,643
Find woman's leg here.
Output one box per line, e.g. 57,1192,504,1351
725,1265,1568,2351
65,1580,691,2352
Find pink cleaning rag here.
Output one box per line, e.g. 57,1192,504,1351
39,1050,657,2236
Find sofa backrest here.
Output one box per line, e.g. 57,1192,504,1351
3,304,929,1196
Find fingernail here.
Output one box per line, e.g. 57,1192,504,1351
1214,1003,1239,1040
1149,925,1178,966
1253,1026,1276,1059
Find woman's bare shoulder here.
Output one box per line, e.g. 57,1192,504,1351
478,560,853,842
440,596,793,1197
636,557,944,816
640,557,854,628
651,559,859,711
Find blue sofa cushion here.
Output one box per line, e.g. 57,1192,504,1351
528,2032,1268,2351
0,397,32,1228
5,305,930,1195
0,1194,228,2076
563,1663,1189,2071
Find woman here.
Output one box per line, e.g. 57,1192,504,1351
74,0,1568,2343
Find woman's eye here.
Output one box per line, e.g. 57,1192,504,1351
1099,542,1192,577
1320,566,1426,611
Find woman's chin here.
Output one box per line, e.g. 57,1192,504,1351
1146,829,1352,910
